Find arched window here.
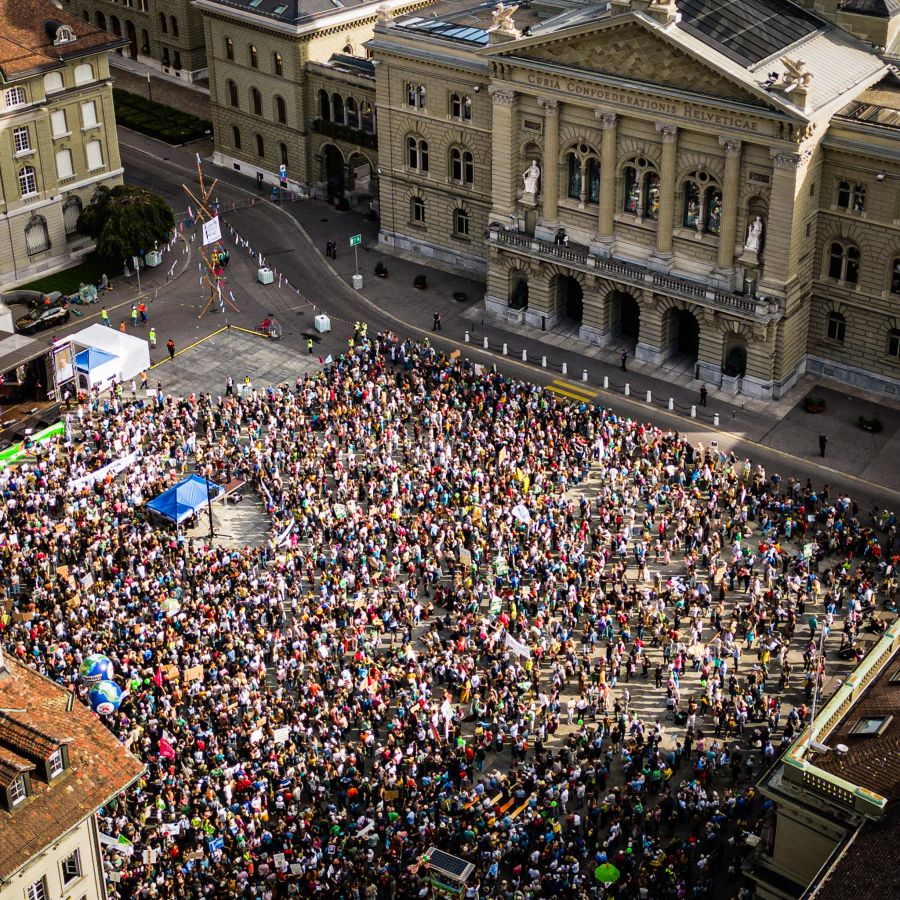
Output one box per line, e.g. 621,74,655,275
345,96,358,129
225,37,234,60
279,143,288,166
682,173,721,234
890,258,900,294
828,242,860,284
44,72,64,94
5,86,25,108
73,63,94,86
360,100,374,133
567,153,581,200
227,80,238,107
170,16,178,37
342,43,354,55
454,208,470,236
705,187,722,234
411,196,425,223
82,10,89,21
331,93,344,124
450,148,473,186
231,125,241,149
683,180,700,228
141,29,150,53
406,82,425,109
24,214,50,255
18,165,37,197
318,89,330,121
255,133,265,158
827,311,846,343
250,87,262,116
63,195,83,234
836,179,866,213
273,52,283,76
249,45,258,68
407,137,428,173
623,166,639,214
450,93,471,121
159,12,167,33
644,172,660,220
275,95,286,124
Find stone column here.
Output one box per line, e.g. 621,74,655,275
593,111,617,255
538,98,559,230
651,124,678,268
488,87,517,222
714,138,741,279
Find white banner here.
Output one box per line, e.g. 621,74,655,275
275,516,295,547
202,215,222,246
70,452,137,491
505,632,532,659
511,504,532,525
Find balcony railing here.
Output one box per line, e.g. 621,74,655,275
488,226,769,318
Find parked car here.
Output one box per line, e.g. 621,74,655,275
15,303,69,334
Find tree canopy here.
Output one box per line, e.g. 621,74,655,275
77,184,175,259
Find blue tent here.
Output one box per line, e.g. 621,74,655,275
74,346,116,371
147,475,223,525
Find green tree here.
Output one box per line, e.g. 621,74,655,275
77,184,175,259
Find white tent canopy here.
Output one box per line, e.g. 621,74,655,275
68,323,151,391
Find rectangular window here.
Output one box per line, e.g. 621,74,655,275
85,140,104,171
61,849,81,885
56,148,74,180
50,109,67,137
9,775,27,806
25,877,46,900
13,127,30,153
48,750,64,779
81,100,97,128
889,330,900,359
827,314,846,343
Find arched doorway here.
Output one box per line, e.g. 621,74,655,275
346,152,374,196
322,144,344,200
723,334,747,377
554,275,583,325
509,270,528,310
611,291,641,343
125,20,138,59
95,10,106,31
663,307,700,362
110,15,122,53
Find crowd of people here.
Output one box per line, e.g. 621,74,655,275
0,332,895,899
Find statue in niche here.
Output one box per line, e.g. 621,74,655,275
522,160,540,194
745,216,764,251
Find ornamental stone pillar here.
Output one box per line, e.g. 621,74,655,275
593,111,617,256
716,138,742,274
651,124,678,268
538,98,559,228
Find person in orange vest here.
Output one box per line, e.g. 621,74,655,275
138,301,147,324
166,338,175,359
119,320,126,332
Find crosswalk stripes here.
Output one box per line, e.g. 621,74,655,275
546,379,597,403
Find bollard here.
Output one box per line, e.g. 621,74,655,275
668,397,674,411
483,337,489,349
603,376,609,390
624,383,630,396
522,349,527,362
714,413,720,426
691,405,697,418
562,362,568,375
464,331,470,343
582,369,588,382
541,356,547,368
646,390,652,403
502,342,508,355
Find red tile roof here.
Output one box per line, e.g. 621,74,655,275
0,657,144,881
0,746,34,788
0,713,72,761
0,0,126,80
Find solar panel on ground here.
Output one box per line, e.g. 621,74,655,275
426,848,474,882
677,0,821,67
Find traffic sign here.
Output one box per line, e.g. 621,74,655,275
349,234,362,247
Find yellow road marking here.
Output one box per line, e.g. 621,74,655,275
547,380,597,402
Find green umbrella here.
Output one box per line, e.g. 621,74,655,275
594,863,620,886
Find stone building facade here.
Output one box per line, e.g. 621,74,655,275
368,0,900,399
68,0,208,82
0,2,127,288
196,0,426,198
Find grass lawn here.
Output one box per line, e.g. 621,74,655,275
113,88,212,145
18,253,119,296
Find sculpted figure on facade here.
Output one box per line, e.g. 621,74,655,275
523,160,540,194
745,216,764,252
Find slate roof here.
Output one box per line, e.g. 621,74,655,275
0,0,125,80
202,0,379,25
0,656,144,881
836,0,900,18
